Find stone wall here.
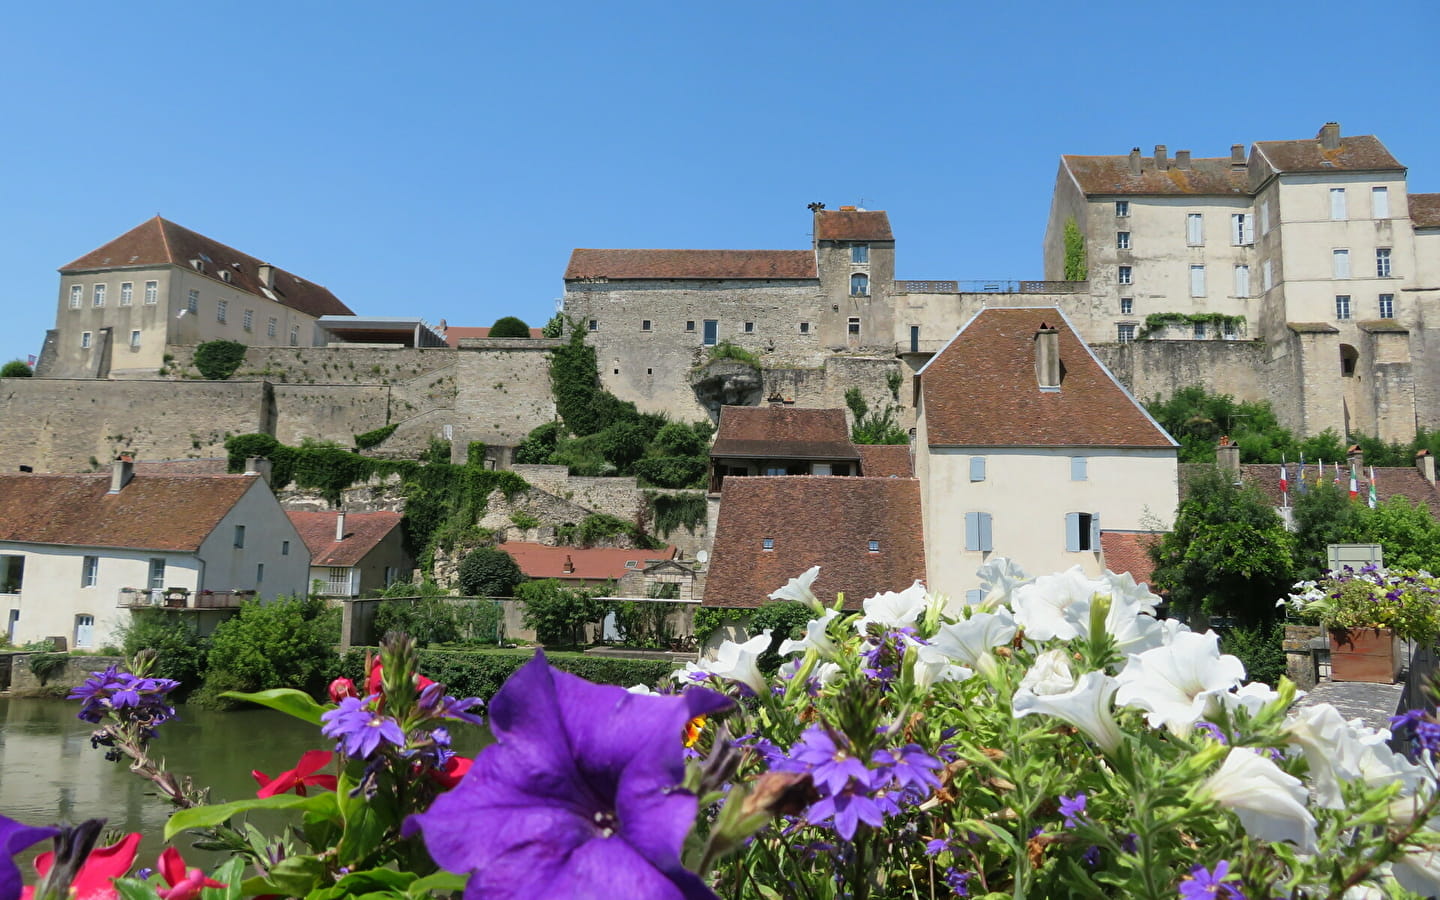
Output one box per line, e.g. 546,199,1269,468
271,384,393,447
154,345,456,385
6,654,125,696
1094,340,1272,406
451,347,557,446
509,466,645,521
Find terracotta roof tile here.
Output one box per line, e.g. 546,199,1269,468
704,477,925,610
1196,463,1440,517
919,308,1176,448
1254,134,1402,174
1063,155,1249,196
814,209,893,241
60,217,353,319
857,445,913,477
287,511,404,567
565,249,817,281
0,473,258,551
499,542,677,583
1099,531,1161,587
1411,193,1440,230
711,406,859,460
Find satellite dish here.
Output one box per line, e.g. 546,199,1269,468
695,550,709,563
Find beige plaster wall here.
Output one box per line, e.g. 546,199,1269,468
194,479,311,599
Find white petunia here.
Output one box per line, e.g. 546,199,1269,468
769,566,823,611
1199,747,1317,852
1393,841,1440,897
625,683,657,695
975,556,1030,609
1013,669,1124,753
930,608,1018,668
1064,594,1165,657
1114,630,1245,735
855,581,929,632
679,631,772,695
1010,567,1100,641
1098,569,1161,616
778,609,840,657
1019,648,1077,695
1214,681,1284,718
909,642,973,690
777,656,843,686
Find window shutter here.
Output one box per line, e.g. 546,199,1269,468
1373,187,1390,219
979,513,993,552
1331,188,1347,220
1071,456,1087,481
1090,513,1102,552
965,512,980,551
1234,265,1250,298
965,589,985,605
1065,513,1081,552
1190,265,1206,298
970,456,986,482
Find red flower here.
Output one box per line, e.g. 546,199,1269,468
156,847,225,900
25,832,141,900
250,749,338,798
328,677,359,703
366,658,434,697
432,754,473,790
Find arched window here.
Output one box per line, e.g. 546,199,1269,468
1340,343,1358,377
850,273,869,297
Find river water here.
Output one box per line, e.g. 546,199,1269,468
0,697,490,869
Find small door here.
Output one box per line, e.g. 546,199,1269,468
74,614,95,649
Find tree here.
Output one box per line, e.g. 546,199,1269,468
516,578,610,647
1062,217,1088,281
489,316,532,338
541,313,565,338
457,547,525,597
1354,498,1440,571
1290,481,1360,579
845,387,909,445
193,340,248,380
1149,465,1295,624
1,360,32,378
197,595,339,706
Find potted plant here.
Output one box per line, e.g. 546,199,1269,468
1281,565,1440,683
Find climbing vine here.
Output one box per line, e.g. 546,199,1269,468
1063,217,1088,281
647,492,707,538
1138,313,1247,339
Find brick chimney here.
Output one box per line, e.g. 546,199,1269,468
335,511,347,542
1318,122,1341,151
1347,444,1364,473
243,456,272,483
1216,437,1240,475
1175,149,1192,170
1154,144,1168,170
562,555,575,575
1034,324,1061,390
109,453,135,493
1418,449,1435,484
1128,147,1142,175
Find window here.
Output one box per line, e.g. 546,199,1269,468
1223,320,1237,339
80,331,92,349
703,320,718,346
847,317,861,335
799,321,810,334
82,556,98,587
685,320,695,332
1376,248,1392,277
762,538,775,551
1120,298,1133,315
148,558,166,591
867,540,880,552
267,317,277,337
1336,295,1352,320
1263,259,1274,291
1071,457,1088,481
1115,201,1130,217
129,330,140,349
1333,249,1350,279
1193,322,1206,339
144,281,158,304
1117,323,1135,343
1341,343,1358,376
257,563,264,583
1116,232,1130,250
1373,186,1390,219
289,325,299,346
1190,265,1206,298
851,243,869,264
281,540,290,556
243,309,253,332
186,290,198,314
1260,200,1271,234
1234,265,1250,298
1066,512,1099,552
1379,294,1395,319
964,512,993,552
640,319,651,332
587,319,598,331
92,284,105,307
1118,266,1132,285
69,285,82,309
216,300,227,323
969,456,986,482
850,273,869,296
233,525,245,548
744,321,754,333
1330,188,1348,220
120,282,133,306
1231,213,1254,245
1186,213,1204,246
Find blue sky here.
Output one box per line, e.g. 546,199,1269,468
3,1,1438,366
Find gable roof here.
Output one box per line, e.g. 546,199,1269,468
1253,134,1402,175
287,511,405,567
857,444,914,477
710,406,860,460
565,249,817,281
1411,194,1440,230
704,476,925,610
1063,155,1249,196
814,209,893,241
500,542,677,582
1099,531,1161,587
0,473,259,552
60,217,353,319
919,307,1176,449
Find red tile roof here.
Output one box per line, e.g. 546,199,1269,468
287,511,405,567
0,473,259,551
499,542,677,582
1063,155,1249,196
1253,134,1402,174
1100,531,1161,587
711,406,859,460
443,326,545,347
919,308,1176,448
857,445,914,477
565,249,817,281
60,217,353,319
704,477,925,610
1196,463,1440,517
1411,193,1440,230
815,209,893,241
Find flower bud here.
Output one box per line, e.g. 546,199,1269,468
328,678,359,703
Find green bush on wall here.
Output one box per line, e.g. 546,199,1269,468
193,340,248,380
331,647,678,699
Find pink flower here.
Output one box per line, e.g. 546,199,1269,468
250,749,338,797
328,677,359,703
25,831,141,900
156,848,225,900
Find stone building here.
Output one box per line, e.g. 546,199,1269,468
38,217,354,379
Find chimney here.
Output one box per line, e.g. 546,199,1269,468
257,263,276,290
1154,144,1168,170
1174,150,1191,170
1231,143,1246,167
1418,450,1435,485
243,457,272,484
109,453,134,494
1034,324,1061,390
1347,444,1364,473
1215,437,1240,476
1128,147,1142,175
562,555,575,575
1318,122,1341,151
335,511,347,542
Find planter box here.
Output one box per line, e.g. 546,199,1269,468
1328,627,1401,684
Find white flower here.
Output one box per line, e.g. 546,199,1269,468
855,581,929,632
777,657,843,686
778,609,840,657
679,631,772,695
930,608,1017,667
625,683,657,695
1019,649,1077,695
1064,595,1165,657
1285,704,1428,812
1393,842,1440,897
1214,681,1284,718
1010,567,1099,641
1013,669,1124,753
769,566,822,610
975,556,1030,609
1199,747,1316,852
1114,630,1245,735
1098,569,1161,616
909,642,973,690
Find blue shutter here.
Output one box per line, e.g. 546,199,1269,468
965,589,984,604
1071,456,1087,481
965,512,980,551
1090,513,1102,552
1065,513,1081,552
979,513,993,551
970,456,986,482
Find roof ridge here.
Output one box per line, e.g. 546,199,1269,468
156,216,174,264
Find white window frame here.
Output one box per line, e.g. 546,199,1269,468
1189,265,1206,298
82,556,98,588
850,273,869,296
243,309,253,332
851,243,869,264
1376,248,1391,278
119,282,133,306
1066,512,1100,552
640,319,652,332
1115,200,1129,217
129,330,141,349
1117,323,1136,343
1234,264,1250,298
1336,295,1352,320
1186,213,1204,246
186,290,199,314
144,280,158,304
1116,231,1130,250
744,321,755,333
216,299,228,323
1263,259,1274,291
1193,321,1206,340
847,317,861,335
69,285,82,309
92,284,106,307
289,325,299,346
1117,266,1132,285
1330,188,1348,220
1120,297,1133,315
762,538,775,551
1379,294,1395,319
267,317,277,338
1372,186,1390,219
1333,249,1350,279
1260,200,1271,234
80,331,92,349
1231,213,1254,245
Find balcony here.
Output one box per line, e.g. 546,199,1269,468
116,588,254,610
893,280,1088,295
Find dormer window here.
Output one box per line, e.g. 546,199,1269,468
220,269,233,283
762,538,775,551
867,540,880,552
190,258,204,272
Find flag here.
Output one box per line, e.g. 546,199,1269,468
1298,456,1308,495
1349,464,1358,500
25,355,35,367
1334,461,1342,486
1369,467,1378,509
1279,463,1288,496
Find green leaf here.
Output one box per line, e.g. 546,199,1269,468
164,792,338,841
336,772,397,866
113,879,162,900
202,858,246,900
405,871,469,897
220,688,328,725
254,855,328,897
306,867,417,900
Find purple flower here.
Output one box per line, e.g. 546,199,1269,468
872,744,943,796
1179,861,1245,899
321,696,406,760
1391,709,1440,756
807,785,886,840
1082,844,1101,867
944,869,972,897
784,728,873,795
405,651,732,900
1194,721,1229,744
0,814,59,900
1058,792,1086,828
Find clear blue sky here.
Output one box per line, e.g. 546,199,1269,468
3,1,1438,366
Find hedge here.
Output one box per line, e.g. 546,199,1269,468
332,647,677,699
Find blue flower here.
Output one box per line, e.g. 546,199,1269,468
1058,792,1087,828
1179,861,1246,899
321,695,407,760
0,814,59,900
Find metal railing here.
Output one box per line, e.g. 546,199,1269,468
893,280,1088,295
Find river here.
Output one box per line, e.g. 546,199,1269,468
0,697,491,869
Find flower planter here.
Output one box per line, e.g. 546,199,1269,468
1327,627,1401,684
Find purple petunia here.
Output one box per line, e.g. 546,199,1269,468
69,666,180,738
1058,792,1086,828
1390,709,1440,756
321,695,407,760
0,813,59,900
1179,861,1246,899
405,651,732,900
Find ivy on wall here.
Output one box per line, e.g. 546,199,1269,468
1063,218,1088,281
1138,313,1247,340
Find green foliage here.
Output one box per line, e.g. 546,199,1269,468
634,456,707,488
372,597,501,646
509,510,541,530
335,647,677,698
652,421,707,458
466,441,486,467
550,327,611,437
704,341,761,368
1138,313,1246,340
693,600,812,673
886,369,903,400
457,547,525,598
1062,217,1087,281
1,360,32,377
514,421,563,465
25,652,69,684
488,316,532,338
223,433,296,487
541,312,564,338
612,589,681,648
515,579,610,647
1217,621,1286,687
1145,386,1298,463
1291,482,1361,579
648,492,707,537
845,387,909,445
193,340,248,380
119,610,210,697
1354,497,1440,570
194,596,340,707
1149,465,1295,624
555,513,659,549
353,423,398,450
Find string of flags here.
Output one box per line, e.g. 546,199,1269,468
1277,457,1378,509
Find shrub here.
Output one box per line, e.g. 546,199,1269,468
541,313,564,338
488,316,532,338
195,595,340,707
119,610,210,698
457,547,524,598
354,423,398,450
1,360,32,378
705,342,760,368
514,422,562,465
329,647,677,699
26,652,69,684
1217,621,1286,688
515,579,611,647
193,340,248,380
652,421,708,458
374,596,462,646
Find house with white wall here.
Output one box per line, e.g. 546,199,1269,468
287,510,411,598
0,457,308,649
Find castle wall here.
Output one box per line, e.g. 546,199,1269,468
1092,340,1271,407
452,346,558,447
155,345,455,384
